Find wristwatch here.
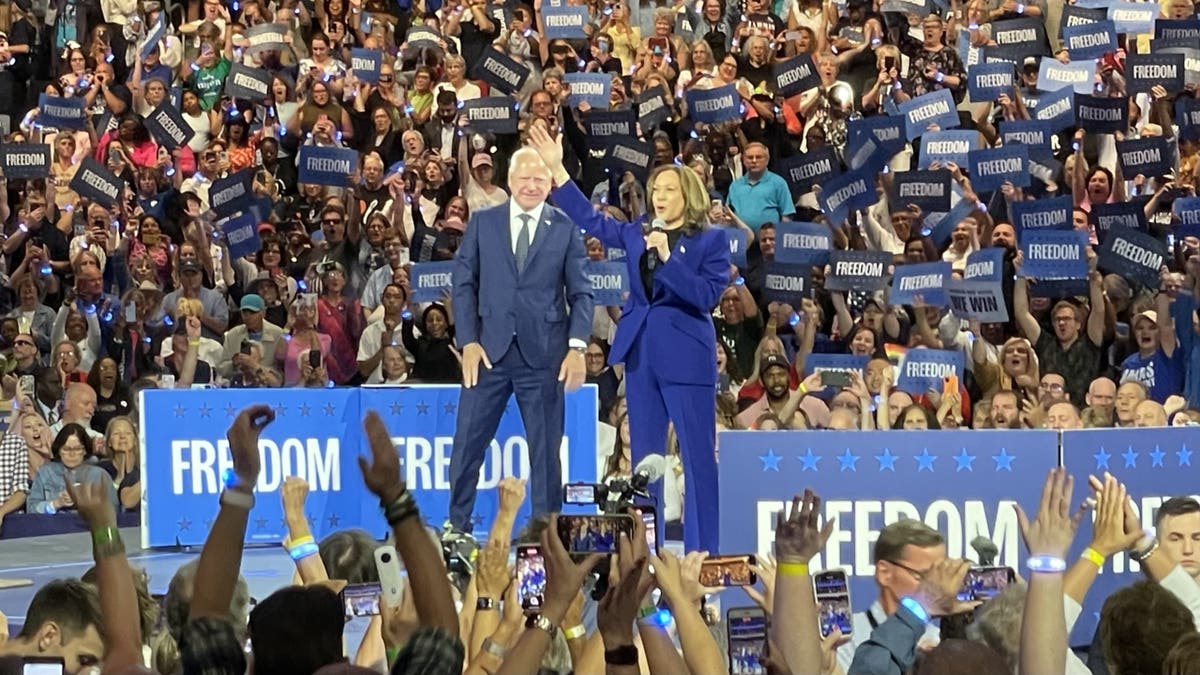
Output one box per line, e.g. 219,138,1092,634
476,597,497,611
528,613,558,637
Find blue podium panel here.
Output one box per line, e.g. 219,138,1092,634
142,386,598,547
1062,427,1200,644
717,430,1059,613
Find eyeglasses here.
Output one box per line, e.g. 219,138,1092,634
13,339,35,347
379,75,393,82
884,559,931,580
60,445,86,454
322,218,344,225
1053,315,1076,323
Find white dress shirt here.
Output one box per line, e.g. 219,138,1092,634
508,200,546,252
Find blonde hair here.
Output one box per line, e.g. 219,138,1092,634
176,297,204,318
646,165,710,232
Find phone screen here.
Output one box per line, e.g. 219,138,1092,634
556,515,633,554
700,555,757,587
958,566,1015,602
342,583,382,617
727,609,768,675
23,658,66,675
883,56,896,71
516,545,546,612
813,570,853,638
640,508,658,553
563,483,595,505
820,370,852,388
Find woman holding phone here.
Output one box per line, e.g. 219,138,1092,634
530,123,729,552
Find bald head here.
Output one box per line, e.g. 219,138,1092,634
1086,377,1116,411
1134,400,1167,427
1046,401,1082,430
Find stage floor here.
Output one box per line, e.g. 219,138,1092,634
0,528,375,651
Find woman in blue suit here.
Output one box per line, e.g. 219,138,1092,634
530,124,730,552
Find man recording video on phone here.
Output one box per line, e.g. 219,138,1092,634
447,144,593,536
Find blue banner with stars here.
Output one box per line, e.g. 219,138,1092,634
1061,427,1199,645
141,386,598,547
717,430,1058,616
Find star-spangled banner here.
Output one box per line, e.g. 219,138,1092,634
718,429,1058,617
141,386,600,546
1061,427,1200,645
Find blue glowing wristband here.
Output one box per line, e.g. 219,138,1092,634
1027,555,1067,573
734,276,745,286
1016,2,1025,13
289,542,320,561
900,597,929,623
935,71,945,84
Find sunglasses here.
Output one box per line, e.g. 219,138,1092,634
322,218,344,225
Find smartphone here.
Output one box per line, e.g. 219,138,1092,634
516,544,546,613
374,545,405,608
639,507,658,553
700,554,757,587
341,583,382,617
73,221,86,237
308,348,322,368
718,372,732,395
108,147,121,165
883,56,896,71
958,566,1015,602
19,374,35,396
820,370,852,388
556,514,633,554
726,607,768,675
943,374,959,397
21,657,65,675
648,37,668,52
240,341,253,356
813,569,853,638
161,373,176,389
562,483,596,505
711,198,724,208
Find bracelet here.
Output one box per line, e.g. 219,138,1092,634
288,541,320,561
382,490,420,526
604,645,639,666
798,382,808,394
563,624,587,640
92,526,121,548
220,488,255,510
481,637,506,658
637,605,659,620
1081,547,1105,568
385,646,400,665
1027,555,1067,573
1131,537,1159,562
778,561,809,576
188,338,201,346
899,596,929,623
286,534,315,550
92,526,125,558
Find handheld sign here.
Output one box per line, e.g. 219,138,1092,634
472,50,530,95
998,120,1053,160
244,23,288,55
968,62,1015,103
297,146,358,187
1029,86,1076,132
803,353,869,378
0,143,52,180
1010,195,1073,233
891,261,951,307
224,64,272,101
461,97,520,134
968,144,1029,192
825,250,892,292
584,261,628,306
893,169,952,213
1097,227,1168,288
1091,201,1147,243
1074,95,1127,135
775,222,833,267
564,73,611,109
1061,19,1116,60
636,90,670,131
350,49,383,84
1107,2,1157,34
218,211,262,260
140,16,168,60
1037,59,1096,95
991,17,1047,53
604,137,655,180
37,94,86,130
947,278,1009,323
685,84,741,124
1126,54,1185,95
896,349,963,394
763,262,811,303
411,261,456,302
773,53,819,97
541,5,589,38
145,102,195,151
1019,229,1089,279
69,156,122,208
209,170,254,219
584,109,636,149
918,130,977,169
1116,136,1172,178
818,169,873,225
779,146,840,196
725,227,748,268
898,89,959,141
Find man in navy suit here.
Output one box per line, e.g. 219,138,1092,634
448,147,594,533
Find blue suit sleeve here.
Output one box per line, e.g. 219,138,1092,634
563,219,595,344
847,606,926,675
550,180,638,250
452,211,483,347
655,230,729,313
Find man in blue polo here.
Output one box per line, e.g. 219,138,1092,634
727,142,795,231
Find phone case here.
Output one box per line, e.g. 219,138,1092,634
374,545,404,608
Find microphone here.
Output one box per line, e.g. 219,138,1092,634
970,536,999,566
630,453,666,492
646,218,666,270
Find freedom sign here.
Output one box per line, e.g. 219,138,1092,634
472,50,530,95
1019,229,1088,280
564,73,611,109
1010,195,1072,233
893,169,952,213
1030,86,1076,131
896,349,963,394
969,144,1029,192
717,430,1058,620
1037,59,1096,95
685,85,741,124
37,94,86,130
209,170,254,219
898,89,959,141
541,5,588,38
968,62,1015,103
1126,54,1185,95
605,137,655,179
773,53,819,97
462,97,519,134
818,169,874,225
243,22,288,54
1117,136,1173,178
636,90,670,131
1091,201,1147,243
1075,95,1128,135
780,146,840,195
803,354,869,378
0,143,51,180
410,261,456,303
224,64,271,101
918,130,977,169
145,102,194,151
584,261,628,306
68,156,122,208
1061,19,1116,60
763,262,810,303
1097,226,1168,288
775,222,832,267
217,211,262,260
298,146,358,187
350,49,383,83
891,261,951,307
825,250,892,292
999,120,1053,159
140,385,599,546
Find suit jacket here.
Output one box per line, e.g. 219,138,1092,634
217,323,286,379
550,181,729,386
452,200,593,369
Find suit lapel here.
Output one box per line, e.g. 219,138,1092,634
521,208,556,277
500,201,519,278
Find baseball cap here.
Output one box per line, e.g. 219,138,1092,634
471,153,493,169
179,259,203,274
240,294,265,312
442,217,466,233
1134,309,1158,326
760,353,790,377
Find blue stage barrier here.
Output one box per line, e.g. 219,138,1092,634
1061,427,1200,644
718,430,1059,615
141,386,598,548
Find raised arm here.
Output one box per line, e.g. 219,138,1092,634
773,489,834,675
1012,274,1042,344
1158,269,1178,358
1016,468,1077,675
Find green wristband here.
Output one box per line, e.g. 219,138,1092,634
92,526,121,547
386,646,400,666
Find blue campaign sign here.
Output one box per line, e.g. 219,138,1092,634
969,144,1029,192
1019,229,1088,279
725,227,748,268
218,212,262,261
964,247,1005,281
896,348,963,394
37,94,86,130
1062,19,1116,60
779,146,840,196
825,250,892,292
1037,59,1096,95
773,53,820,97
968,62,1016,103
584,261,628,306
563,73,611,109
1010,195,1073,233
802,353,868,377
1157,18,1200,40
141,386,599,546
818,169,874,226
927,196,976,247
1061,427,1200,644
1173,196,1200,231
685,84,741,124
918,130,978,169
717,429,1059,612
890,261,951,307
298,146,358,187
1091,201,1147,244
947,278,1009,324
775,222,832,266
1097,226,1168,288
1075,95,1128,135
1117,136,1172,178
140,16,167,60
209,169,253,219
1030,86,1076,132
1126,54,1185,95
1177,98,1200,139
898,89,959,141
411,261,455,302
350,48,383,83
1107,2,1158,35
846,115,906,157
541,5,589,38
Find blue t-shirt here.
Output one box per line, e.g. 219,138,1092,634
1120,347,1184,403
727,171,796,231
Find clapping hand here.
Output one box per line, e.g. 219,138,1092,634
1086,473,1142,558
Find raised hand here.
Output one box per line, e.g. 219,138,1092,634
540,515,604,612
65,477,115,529
910,559,973,617
226,405,275,487
1088,473,1141,557
475,538,512,600
281,476,309,520
1015,467,1079,559
774,489,835,563
497,477,527,515
358,410,405,504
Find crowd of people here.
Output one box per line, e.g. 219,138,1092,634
0,0,1198,670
